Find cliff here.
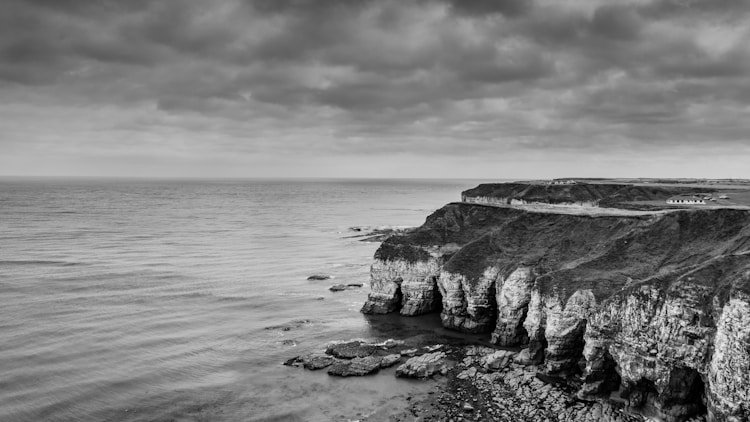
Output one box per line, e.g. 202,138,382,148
462,182,709,208
361,198,750,422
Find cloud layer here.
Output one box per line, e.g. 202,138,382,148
1,0,748,177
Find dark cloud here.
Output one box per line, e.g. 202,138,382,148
443,0,532,17
0,0,749,177
590,4,643,40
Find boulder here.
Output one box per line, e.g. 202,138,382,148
327,356,382,377
325,340,378,359
395,352,448,378
380,354,401,368
482,350,517,372
282,353,336,370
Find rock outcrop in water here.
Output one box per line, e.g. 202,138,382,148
361,183,750,422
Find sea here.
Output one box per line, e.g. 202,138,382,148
0,178,489,422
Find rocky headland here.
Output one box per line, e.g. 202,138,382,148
357,181,750,422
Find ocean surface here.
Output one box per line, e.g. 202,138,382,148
0,178,488,422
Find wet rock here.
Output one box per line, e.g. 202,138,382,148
380,354,401,368
307,274,331,280
327,356,382,377
383,339,404,348
264,319,313,332
347,283,364,288
282,356,302,367
325,340,378,359
303,353,336,370
329,284,348,292
282,353,336,369
395,352,448,378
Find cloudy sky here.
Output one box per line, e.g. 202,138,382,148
1,0,749,178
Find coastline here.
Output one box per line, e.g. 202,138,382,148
339,179,750,422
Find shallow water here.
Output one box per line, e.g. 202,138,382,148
0,178,486,421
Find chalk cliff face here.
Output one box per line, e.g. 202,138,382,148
361,200,750,422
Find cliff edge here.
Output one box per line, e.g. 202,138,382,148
361,182,750,422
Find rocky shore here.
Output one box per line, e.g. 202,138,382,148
285,339,711,422
286,181,750,421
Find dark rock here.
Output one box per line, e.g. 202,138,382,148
283,356,302,367
283,353,336,370
329,284,347,291
307,274,331,280
327,356,382,376
347,283,364,287
264,319,312,331
302,354,336,370
325,341,378,359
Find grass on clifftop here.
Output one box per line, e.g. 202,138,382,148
377,202,750,303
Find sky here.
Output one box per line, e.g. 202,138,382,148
1,0,749,179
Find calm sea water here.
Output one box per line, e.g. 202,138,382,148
0,178,486,422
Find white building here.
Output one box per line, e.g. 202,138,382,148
666,195,706,205
549,180,577,185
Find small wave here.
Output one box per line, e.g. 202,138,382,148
0,260,82,266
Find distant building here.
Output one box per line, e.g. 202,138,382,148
549,180,577,185
666,194,707,205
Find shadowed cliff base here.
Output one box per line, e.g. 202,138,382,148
361,180,750,422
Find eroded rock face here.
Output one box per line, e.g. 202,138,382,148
438,267,498,333
707,296,750,422
543,289,596,376
580,258,750,422
492,266,535,346
361,258,440,315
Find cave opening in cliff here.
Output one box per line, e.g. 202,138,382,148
393,284,403,313
583,349,621,398
659,367,707,419
487,281,498,333
431,276,443,313
622,378,659,410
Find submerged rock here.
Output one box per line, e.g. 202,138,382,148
329,284,347,292
307,274,331,280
